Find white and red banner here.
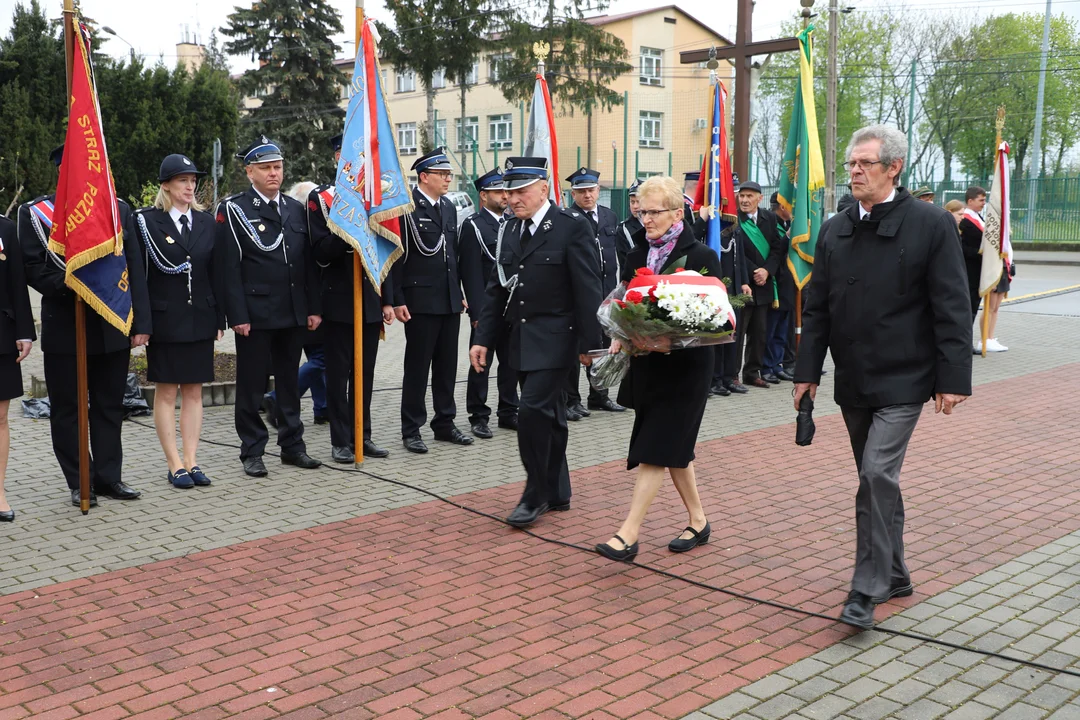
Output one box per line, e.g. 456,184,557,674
523,70,560,203
979,141,1013,297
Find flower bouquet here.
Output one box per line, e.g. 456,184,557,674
589,267,739,390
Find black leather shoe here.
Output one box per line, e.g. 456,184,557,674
243,456,268,477
281,451,321,469
189,466,212,486
332,445,356,463
435,428,475,446
777,370,795,382
550,500,571,511
70,489,98,507
763,373,781,384
873,580,914,604
595,534,638,562
668,522,711,553
96,482,141,500
570,403,591,418
565,405,582,422
710,382,730,397
588,398,626,412
506,502,548,528
471,422,493,439
362,439,390,458
403,435,428,454
839,591,876,630
0,509,14,522
263,393,279,429
313,413,330,425
497,415,518,431
724,381,749,394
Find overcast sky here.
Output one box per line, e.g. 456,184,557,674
1,0,1075,73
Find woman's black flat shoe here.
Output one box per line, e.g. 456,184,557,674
595,534,638,562
668,522,710,553
0,509,14,522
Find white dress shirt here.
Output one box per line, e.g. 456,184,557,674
417,188,439,208
169,206,194,236
252,185,282,207
859,189,896,220
522,201,552,238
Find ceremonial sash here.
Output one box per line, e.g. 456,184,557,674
963,208,984,231
741,218,779,308
31,199,55,229
318,188,335,218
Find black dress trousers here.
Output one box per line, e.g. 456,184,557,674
324,319,382,447
714,306,746,383
44,350,130,490
517,367,572,509
741,302,770,380
234,327,307,459
401,312,460,437
466,325,518,424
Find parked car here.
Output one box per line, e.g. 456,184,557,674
445,191,476,228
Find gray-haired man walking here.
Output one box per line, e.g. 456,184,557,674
794,124,973,629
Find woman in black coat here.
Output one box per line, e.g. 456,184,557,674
0,215,36,521
595,176,721,562
128,154,223,489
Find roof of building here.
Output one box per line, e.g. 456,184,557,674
584,4,733,46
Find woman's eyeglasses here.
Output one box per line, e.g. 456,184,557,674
639,208,679,219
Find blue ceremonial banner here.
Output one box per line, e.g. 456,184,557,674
327,19,411,288
694,80,736,257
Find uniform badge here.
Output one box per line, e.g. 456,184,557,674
571,212,579,217
542,219,552,232
166,236,175,244
252,197,261,207
0,253,6,262
258,224,266,232
182,157,192,166
579,166,587,173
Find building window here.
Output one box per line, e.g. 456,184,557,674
432,68,446,89
463,62,479,86
395,69,415,93
456,116,479,151
488,53,511,82
488,114,512,150
435,119,447,146
639,111,662,148
381,69,388,89
397,122,417,154
640,47,662,86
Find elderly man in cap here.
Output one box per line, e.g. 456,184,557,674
458,168,519,439
392,147,472,454
215,135,323,477
470,157,602,528
308,133,395,463
565,167,624,417
19,144,151,506
734,181,785,388
913,186,935,203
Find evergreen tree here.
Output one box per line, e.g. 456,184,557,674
221,0,346,183
492,0,630,116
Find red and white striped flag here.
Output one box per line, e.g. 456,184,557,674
523,69,560,203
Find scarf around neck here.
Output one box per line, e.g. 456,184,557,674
646,220,683,273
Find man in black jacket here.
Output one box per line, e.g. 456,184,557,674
735,181,786,388
958,186,987,325
469,157,602,529
764,193,796,383
794,124,972,630
392,148,473,453
564,167,624,417
308,133,394,463
216,136,322,477
458,169,519,439
19,145,151,507
615,180,643,272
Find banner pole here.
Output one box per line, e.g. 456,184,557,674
353,0,365,466
63,0,91,515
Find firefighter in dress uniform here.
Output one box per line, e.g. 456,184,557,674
458,168,519,439
309,133,395,463
19,144,151,507
564,167,624,419
214,136,322,477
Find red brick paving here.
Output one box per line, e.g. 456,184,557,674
2,365,1080,718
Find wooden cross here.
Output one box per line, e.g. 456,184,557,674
680,0,800,181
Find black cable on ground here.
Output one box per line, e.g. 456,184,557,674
128,418,1080,679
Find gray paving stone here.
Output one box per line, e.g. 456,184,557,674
846,696,902,720
700,692,758,720
747,693,803,720
995,704,1051,720
1025,681,1079,710
892,698,951,720
787,676,841,703
971,681,1032,710
779,658,833,682
833,676,886,703
823,660,873,685
941,702,998,720
742,675,797,701
799,694,855,720
880,677,934,704
927,679,980,705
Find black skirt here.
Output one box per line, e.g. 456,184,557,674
618,345,714,470
146,339,214,384
0,353,24,401
994,261,1011,293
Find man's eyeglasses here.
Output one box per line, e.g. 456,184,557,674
639,208,680,218
428,170,454,179
843,160,885,172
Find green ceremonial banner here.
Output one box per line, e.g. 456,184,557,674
778,25,825,290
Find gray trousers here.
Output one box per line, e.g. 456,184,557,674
841,403,924,600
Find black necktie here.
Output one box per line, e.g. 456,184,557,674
269,199,279,217
179,214,191,243
521,220,532,249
